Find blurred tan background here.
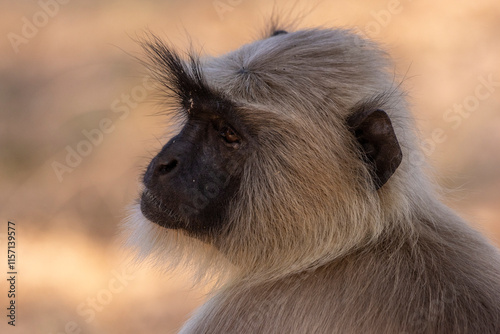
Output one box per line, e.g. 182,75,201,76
0,0,499,333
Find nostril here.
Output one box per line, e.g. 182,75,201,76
157,159,178,175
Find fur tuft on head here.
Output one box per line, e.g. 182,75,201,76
139,34,217,115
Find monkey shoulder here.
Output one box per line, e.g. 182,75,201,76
180,237,500,334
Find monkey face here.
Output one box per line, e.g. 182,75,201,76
137,30,402,246
140,87,250,237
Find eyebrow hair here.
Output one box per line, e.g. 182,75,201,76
140,34,234,119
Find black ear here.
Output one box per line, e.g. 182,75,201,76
347,109,402,189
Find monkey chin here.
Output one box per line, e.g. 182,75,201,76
139,189,184,230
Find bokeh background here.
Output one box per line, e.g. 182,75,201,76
1,0,499,333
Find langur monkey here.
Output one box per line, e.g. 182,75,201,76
125,22,500,333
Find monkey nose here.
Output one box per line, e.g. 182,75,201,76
157,158,178,175
143,156,179,187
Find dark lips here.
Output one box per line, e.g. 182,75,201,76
140,190,181,228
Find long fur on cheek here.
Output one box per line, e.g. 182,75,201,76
121,203,234,286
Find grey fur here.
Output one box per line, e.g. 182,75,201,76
125,26,500,333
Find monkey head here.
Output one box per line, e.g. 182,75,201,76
131,28,414,280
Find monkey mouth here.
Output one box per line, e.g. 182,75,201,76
140,189,184,229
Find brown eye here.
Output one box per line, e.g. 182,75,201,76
220,126,240,145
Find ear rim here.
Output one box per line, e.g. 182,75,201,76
347,108,403,190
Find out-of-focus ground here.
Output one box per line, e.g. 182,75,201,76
0,0,499,333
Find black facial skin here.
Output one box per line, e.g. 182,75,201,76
138,38,253,237
140,105,248,237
